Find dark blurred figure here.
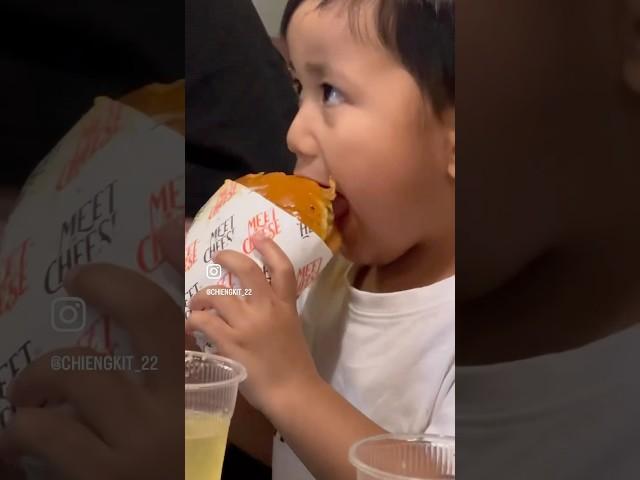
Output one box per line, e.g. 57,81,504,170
186,0,297,218
457,1,640,478
0,0,183,241
0,1,183,187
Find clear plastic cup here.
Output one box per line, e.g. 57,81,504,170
185,351,247,480
349,434,455,480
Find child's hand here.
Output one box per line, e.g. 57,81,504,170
186,234,321,414
187,234,389,480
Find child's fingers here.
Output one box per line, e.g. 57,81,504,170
0,407,110,480
214,250,271,301
188,288,245,327
186,311,236,355
253,236,297,304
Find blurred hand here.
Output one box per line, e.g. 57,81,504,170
185,233,320,415
0,218,185,480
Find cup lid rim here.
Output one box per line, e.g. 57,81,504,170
348,433,455,480
184,350,247,390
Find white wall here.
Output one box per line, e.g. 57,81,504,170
252,0,288,37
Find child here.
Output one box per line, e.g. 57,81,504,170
186,0,455,478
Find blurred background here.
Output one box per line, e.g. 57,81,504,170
252,0,288,37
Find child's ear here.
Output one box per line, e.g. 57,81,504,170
447,130,455,181
443,108,455,181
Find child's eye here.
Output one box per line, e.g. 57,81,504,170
322,83,345,106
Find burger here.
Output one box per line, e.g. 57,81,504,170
236,172,342,253
120,80,185,134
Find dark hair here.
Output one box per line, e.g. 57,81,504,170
280,0,454,113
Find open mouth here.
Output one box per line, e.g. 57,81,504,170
332,192,349,226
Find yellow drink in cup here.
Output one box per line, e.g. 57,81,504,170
185,412,230,480
185,351,247,480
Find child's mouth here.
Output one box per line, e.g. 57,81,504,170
332,193,349,228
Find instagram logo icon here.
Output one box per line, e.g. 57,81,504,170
206,263,223,280
51,297,87,332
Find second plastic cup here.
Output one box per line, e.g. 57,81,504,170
185,351,247,480
349,434,455,480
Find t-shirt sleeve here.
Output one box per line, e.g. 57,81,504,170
425,367,455,436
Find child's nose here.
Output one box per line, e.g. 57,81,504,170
286,104,318,163
287,105,331,184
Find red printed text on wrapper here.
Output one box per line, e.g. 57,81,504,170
208,182,238,220
242,208,282,254
56,102,123,191
0,239,30,317
137,176,184,273
185,239,198,272
296,257,323,295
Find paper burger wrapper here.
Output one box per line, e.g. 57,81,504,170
185,179,335,351
0,87,184,430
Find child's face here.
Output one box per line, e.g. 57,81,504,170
287,0,455,266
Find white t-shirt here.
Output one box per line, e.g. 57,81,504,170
456,323,640,479
272,255,455,480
